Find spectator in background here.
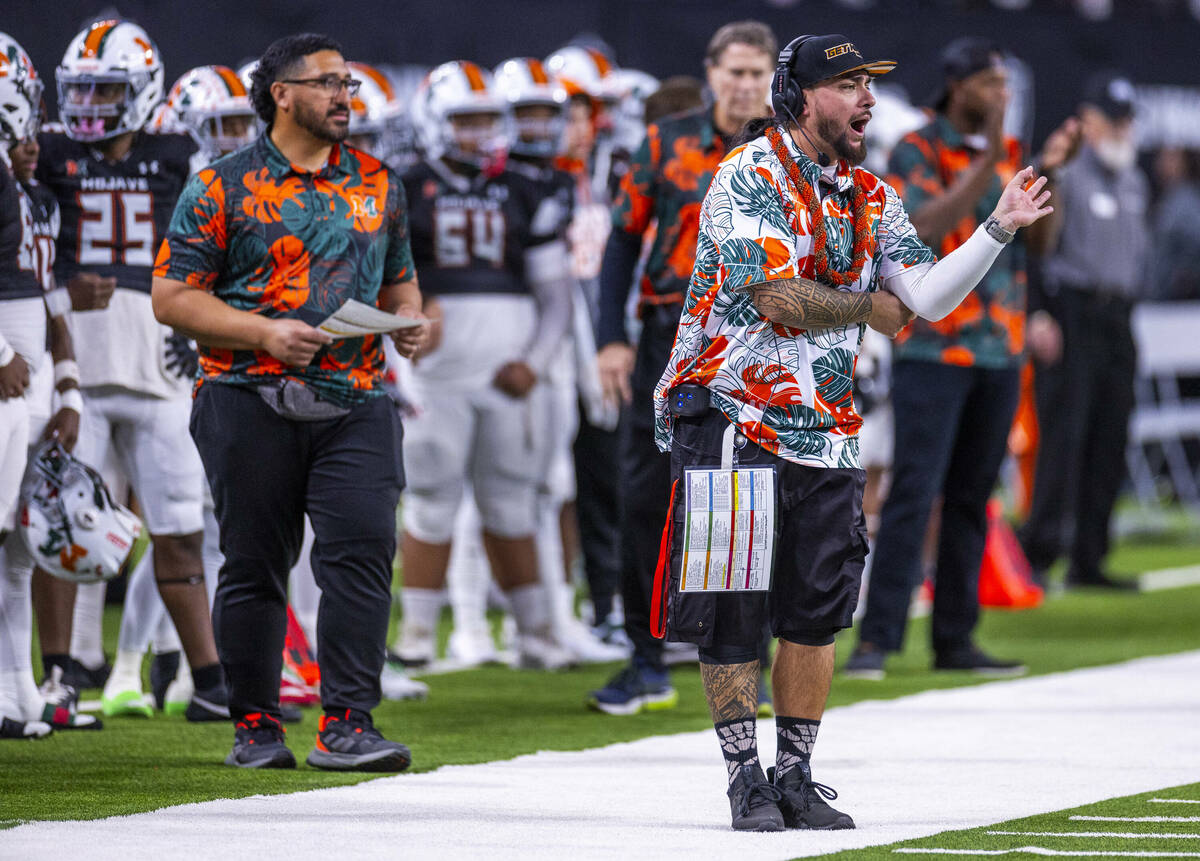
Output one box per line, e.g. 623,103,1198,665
844,38,1076,680
1151,147,1200,301
1019,72,1149,590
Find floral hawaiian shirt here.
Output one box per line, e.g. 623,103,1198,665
653,128,936,469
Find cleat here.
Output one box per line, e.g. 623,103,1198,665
447,625,502,668
559,618,631,664
842,644,886,680
515,633,575,670
1,716,53,740
163,667,194,717
728,764,785,831
186,684,231,722
149,651,181,710
306,709,411,772
933,645,1026,676
225,713,295,769
769,764,855,830
381,661,429,701
591,616,632,649
102,689,153,718
63,657,111,691
586,659,677,715
101,655,152,717
39,666,102,730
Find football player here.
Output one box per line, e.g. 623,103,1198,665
0,31,99,736
35,19,226,721
390,61,573,675
161,64,258,166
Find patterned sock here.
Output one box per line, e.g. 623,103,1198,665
714,717,759,784
775,716,820,780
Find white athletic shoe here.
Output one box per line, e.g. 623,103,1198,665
447,625,501,668
38,666,101,729
559,617,631,664
395,624,437,668
101,655,152,718
380,663,430,701
515,633,576,671
163,669,194,717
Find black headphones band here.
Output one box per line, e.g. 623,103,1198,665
773,34,817,119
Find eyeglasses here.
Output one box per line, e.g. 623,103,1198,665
280,76,362,96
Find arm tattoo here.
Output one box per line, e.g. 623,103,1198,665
738,277,873,330
700,660,760,723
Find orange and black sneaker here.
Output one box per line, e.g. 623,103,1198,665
224,713,296,769
306,709,411,773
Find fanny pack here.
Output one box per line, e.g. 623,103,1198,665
257,379,351,422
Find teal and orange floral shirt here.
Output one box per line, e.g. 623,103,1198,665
886,114,1026,368
153,134,415,406
654,128,936,469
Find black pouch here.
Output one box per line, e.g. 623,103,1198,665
667,384,710,417
257,379,351,422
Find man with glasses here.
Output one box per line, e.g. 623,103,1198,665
152,33,427,770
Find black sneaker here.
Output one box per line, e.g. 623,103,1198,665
186,684,231,722
727,764,785,832
306,709,411,772
769,764,855,830
933,645,1026,676
63,656,111,691
150,651,182,711
842,643,886,680
225,713,296,769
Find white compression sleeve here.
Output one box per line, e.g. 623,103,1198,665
884,224,1007,321
523,240,573,375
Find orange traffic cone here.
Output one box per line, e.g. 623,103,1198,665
978,499,1043,608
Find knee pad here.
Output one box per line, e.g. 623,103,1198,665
402,487,462,545
698,643,761,665
474,476,537,539
778,629,837,647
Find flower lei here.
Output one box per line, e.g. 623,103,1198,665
765,124,872,287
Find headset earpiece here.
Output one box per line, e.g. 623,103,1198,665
771,34,816,119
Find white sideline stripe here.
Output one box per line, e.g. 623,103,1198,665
1138,565,1200,592
894,849,1200,857
988,832,1200,839
5,651,1200,860
1071,817,1200,823
1149,799,1200,804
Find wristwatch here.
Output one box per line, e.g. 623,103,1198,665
983,215,1015,244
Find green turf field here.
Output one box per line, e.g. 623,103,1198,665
812,783,1200,858
1,535,1198,830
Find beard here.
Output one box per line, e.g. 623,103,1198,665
294,99,348,144
816,114,867,166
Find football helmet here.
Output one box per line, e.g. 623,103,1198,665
56,19,164,142
493,57,567,159
163,65,256,160
544,46,624,107
346,61,400,153
413,60,506,171
19,440,147,585
611,68,659,154
0,32,44,146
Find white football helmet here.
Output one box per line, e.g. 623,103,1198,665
346,61,400,153
544,46,624,107
56,19,165,142
493,57,567,159
19,441,147,585
163,65,257,160
413,60,506,170
611,68,659,154
0,32,44,147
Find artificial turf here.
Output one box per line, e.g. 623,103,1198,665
1,536,1198,827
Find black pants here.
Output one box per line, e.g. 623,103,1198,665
858,360,1020,654
190,383,404,723
572,401,621,621
618,314,678,669
1019,289,1136,580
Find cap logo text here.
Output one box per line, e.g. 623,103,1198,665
825,43,863,60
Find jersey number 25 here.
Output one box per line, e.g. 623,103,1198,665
77,191,155,267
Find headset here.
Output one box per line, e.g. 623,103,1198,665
770,34,830,166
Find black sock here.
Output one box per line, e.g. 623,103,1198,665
714,718,759,784
191,663,223,692
775,716,820,780
42,653,70,681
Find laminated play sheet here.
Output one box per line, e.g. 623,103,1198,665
679,466,776,593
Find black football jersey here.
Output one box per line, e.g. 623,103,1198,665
402,159,558,298
508,155,575,239
0,163,43,300
20,179,61,293
36,129,196,295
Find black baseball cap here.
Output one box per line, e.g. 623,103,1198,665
785,34,896,88
930,37,1006,110
1081,71,1136,120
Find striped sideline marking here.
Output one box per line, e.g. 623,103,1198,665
987,832,1200,840
894,850,1200,857
1149,799,1200,804
1139,564,1200,592
1070,816,1200,823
